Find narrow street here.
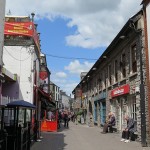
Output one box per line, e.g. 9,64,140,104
31,122,149,150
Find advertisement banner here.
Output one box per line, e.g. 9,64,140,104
4,22,40,52
5,22,33,36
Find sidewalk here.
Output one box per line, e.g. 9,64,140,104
31,122,149,150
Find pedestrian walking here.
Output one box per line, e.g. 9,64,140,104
63,111,69,128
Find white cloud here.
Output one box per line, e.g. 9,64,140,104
64,60,94,75
6,0,142,49
55,72,67,78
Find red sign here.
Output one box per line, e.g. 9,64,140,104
39,71,48,80
111,84,130,98
4,22,40,53
5,22,34,36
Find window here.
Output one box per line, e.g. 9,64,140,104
114,60,118,82
103,71,106,89
108,65,112,86
26,109,31,122
121,53,126,78
128,97,137,120
99,74,102,91
131,44,137,73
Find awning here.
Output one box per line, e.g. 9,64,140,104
37,87,56,111
37,87,52,101
6,100,36,109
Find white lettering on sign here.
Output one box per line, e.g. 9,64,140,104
113,89,124,95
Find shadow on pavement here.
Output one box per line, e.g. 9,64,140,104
31,121,73,150
57,122,71,132
31,131,67,150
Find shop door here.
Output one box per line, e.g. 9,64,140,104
116,99,123,131
100,102,106,125
117,98,127,131
94,102,97,123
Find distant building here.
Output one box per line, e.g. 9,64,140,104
60,90,71,111
49,81,60,106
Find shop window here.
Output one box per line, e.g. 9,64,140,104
128,97,137,120
130,44,137,73
4,108,15,126
26,109,31,122
18,109,25,127
94,103,97,122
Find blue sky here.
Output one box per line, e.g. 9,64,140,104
6,0,142,96
36,18,103,95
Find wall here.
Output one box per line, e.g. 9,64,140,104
3,46,39,103
147,3,150,75
0,0,5,66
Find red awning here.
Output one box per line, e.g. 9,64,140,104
37,88,52,101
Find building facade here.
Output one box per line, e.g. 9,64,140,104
73,10,150,145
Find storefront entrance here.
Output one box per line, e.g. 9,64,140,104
100,101,106,126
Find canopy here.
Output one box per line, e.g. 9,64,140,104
6,100,36,109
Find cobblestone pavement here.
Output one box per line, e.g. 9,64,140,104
31,122,149,150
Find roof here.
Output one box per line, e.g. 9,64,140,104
72,10,142,93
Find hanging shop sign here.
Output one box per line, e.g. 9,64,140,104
39,71,48,93
111,84,130,98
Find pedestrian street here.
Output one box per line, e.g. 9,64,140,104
31,122,149,150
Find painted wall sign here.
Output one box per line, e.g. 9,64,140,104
111,84,130,98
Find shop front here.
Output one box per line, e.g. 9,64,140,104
110,84,130,131
99,91,106,126
94,94,100,125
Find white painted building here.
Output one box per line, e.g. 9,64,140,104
60,91,71,111
3,45,39,103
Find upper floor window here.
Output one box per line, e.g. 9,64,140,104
114,60,118,82
121,53,126,78
103,71,106,89
131,44,137,73
108,65,112,86
99,74,102,91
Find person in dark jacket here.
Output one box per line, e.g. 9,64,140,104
101,112,116,134
63,111,69,128
120,115,135,143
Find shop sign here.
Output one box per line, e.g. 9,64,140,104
4,22,40,52
111,84,130,98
